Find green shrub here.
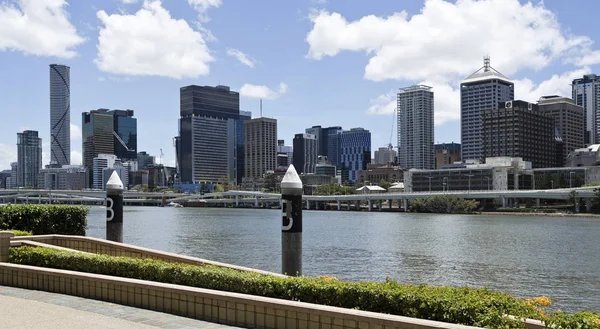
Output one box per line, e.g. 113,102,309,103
0,205,88,235
11,247,600,329
9,230,32,236
409,195,479,214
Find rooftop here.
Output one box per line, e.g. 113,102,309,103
462,56,512,84
399,85,433,93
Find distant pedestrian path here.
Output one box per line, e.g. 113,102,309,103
0,285,239,329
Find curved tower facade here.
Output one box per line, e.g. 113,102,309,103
50,64,71,166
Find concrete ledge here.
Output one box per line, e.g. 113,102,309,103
0,263,482,329
12,235,285,278
10,240,93,254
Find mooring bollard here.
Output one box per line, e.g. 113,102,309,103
281,164,303,276
106,171,124,243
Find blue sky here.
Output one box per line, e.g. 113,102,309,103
1,0,600,170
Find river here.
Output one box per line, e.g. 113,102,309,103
85,206,600,313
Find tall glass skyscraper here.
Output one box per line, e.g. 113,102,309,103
397,85,434,170
112,110,137,161
236,111,251,184
572,74,600,145
460,57,514,162
340,128,371,183
17,130,42,187
50,64,70,167
178,85,240,184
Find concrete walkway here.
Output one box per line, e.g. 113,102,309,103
0,285,240,329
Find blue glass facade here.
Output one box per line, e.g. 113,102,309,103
111,110,137,161
340,128,371,183
237,111,251,184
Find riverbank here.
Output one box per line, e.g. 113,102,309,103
479,211,600,218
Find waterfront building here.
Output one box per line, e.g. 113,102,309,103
397,85,434,170
567,144,600,167
404,157,533,192
482,100,557,168
374,146,396,165
305,125,343,158
435,142,462,169
0,170,11,189
532,166,600,189
136,151,155,170
244,117,277,179
538,96,585,166
357,164,403,185
236,111,252,184
50,64,70,167
112,109,137,161
277,140,293,168
92,154,118,190
40,166,87,190
340,128,371,183
315,156,336,177
17,130,42,187
178,85,239,184
292,133,317,175
461,57,514,162
327,130,343,167
83,109,114,186
572,74,600,145
9,162,17,189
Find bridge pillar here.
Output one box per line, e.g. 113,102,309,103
347,201,350,210
255,197,259,208
586,199,592,212
378,200,382,211
368,200,372,211
337,200,341,211
38,195,41,204
575,200,580,213
502,197,506,208
355,200,360,210
389,200,393,209
306,200,310,210
235,195,239,207
403,199,408,212
536,198,541,207
25,196,28,204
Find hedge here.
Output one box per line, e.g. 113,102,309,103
9,230,32,236
0,204,88,235
10,247,599,329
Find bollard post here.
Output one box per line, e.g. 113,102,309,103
0,231,14,262
281,165,303,276
106,171,124,243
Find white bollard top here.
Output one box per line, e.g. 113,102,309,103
106,171,124,192
281,165,302,194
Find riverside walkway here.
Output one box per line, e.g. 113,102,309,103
0,285,239,329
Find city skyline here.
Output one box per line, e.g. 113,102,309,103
2,0,600,170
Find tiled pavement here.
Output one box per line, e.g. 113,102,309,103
0,285,242,329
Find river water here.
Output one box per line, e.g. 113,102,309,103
85,206,600,313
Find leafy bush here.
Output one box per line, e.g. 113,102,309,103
0,205,88,235
9,230,32,236
409,195,479,214
11,247,599,329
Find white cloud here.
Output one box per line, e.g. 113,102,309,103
367,90,396,115
227,48,255,68
515,68,591,103
70,123,81,141
306,0,592,82
95,0,214,79
0,0,85,58
0,144,16,170
240,82,288,100
576,50,600,67
122,0,138,3
71,150,82,165
188,0,221,22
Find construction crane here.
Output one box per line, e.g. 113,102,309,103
388,107,397,150
159,148,164,165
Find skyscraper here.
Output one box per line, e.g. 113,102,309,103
538,96,585,166
305,125,342,157
112,110,137,161
397,85,434,170
178,85,239,184
340,128,371,183
292,133,317,175
244,117,277,178
17,130,42,187
461,57,514,162
236,111,252,184
82,109,114,186
572,74,600,145
50,64,71,166
374,146,396,165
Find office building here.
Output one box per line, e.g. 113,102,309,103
461,57,514,162
357,164,403,184
374,146,396,165
9,162,17,189
112,110,137,160
236,110,252,184
16,130,42,187
92,154,118,190
435,142,462,168
82,109,114,185
327,131,342,167
340,128,371,183
397,85,434,170
534,166,600,189
482,100,556,168
567,144,600,167
292,133,317,175
40,166,87,190
0,170,11,189
277,140,293,168
538,96,585,166
50,64,70,167
137,151,155,170
244,117,277,178
178,85,239,184
572,74,600,144
305,125,342,157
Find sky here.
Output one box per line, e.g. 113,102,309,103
1,0,600,171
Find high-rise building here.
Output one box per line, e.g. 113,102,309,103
137,151,155,170
178,85,239,184
538,96,585,166
277,141,293,168
461,57,514,162
244,117,277,179
93,154,118,190
112,110,137,161
82,109,114,186
327,130,342,167
482,100,556,168
0,170,11,189
9,162,17,189
292,133,317,174
40,166,87,190
397,85,434,170
571,74,600,145
374,146,396,165
236,110,252,184
434,142,462,169
16,130,42,187
340,128,371,183
50,64,70,167
305,125,342,157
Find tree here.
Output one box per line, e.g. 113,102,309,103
214,184,225,193
263,174,278,192
379,180,392,190
218,176,230,192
